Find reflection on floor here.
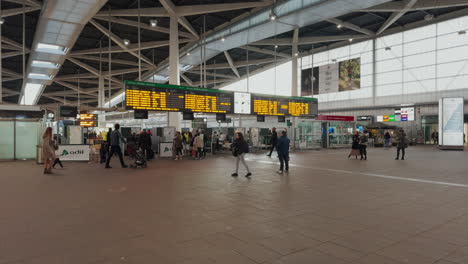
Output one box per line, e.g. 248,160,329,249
1,146,468,264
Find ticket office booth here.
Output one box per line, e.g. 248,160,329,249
316,115,356,149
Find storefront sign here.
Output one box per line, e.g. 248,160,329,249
357,116,372,121
57,145,90,161
315,115,354,121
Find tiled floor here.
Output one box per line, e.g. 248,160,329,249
1,146,468,264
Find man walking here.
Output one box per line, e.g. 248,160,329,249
277,131,290,173
431,129,439,145
267,127,278,157
105,123,128,168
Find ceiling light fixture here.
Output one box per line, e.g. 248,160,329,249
424,14,434,21
150,19,158,27
123,39,130,45
348,38,353,42
0,17,5,25
187,52,191,56
337,24,342,29
294,52,299,57
221,37,225,42
274,45,278,49
269,12,277,21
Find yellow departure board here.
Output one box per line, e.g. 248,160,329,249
252,95,318,117
125,81,233,114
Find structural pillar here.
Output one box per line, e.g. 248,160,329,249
98,76,105,108
291,28,299,97
168,16,181,130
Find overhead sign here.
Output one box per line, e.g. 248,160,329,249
125,81,233,114
59,106,78,118
78,113,97,127
252,95,318,117
57,145,90,161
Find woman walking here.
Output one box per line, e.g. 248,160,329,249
384,131,391,148
173,131,183,160
193,133,204,160
42,127,56,174
359,131,368,160
348,131,360,159
231,132,252,177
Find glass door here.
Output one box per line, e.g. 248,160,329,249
0,121,15,160
15,121,40,160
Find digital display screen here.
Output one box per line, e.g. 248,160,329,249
125,81,233,114
252,95,317,117
78,114,97,127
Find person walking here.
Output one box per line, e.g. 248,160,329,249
359,131,368,160
384,132,391,148
193,133,204,160
42,127,56,174
267,127,278,157
395,129,408,160
173,131,183,160
139,129,152,160
231,132,252,177
431,129,439,145
348,131,360,159
277,131,290,173
105,123,128,168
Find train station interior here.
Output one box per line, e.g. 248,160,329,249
2,0,468,263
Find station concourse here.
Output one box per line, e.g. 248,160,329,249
2,0,468,263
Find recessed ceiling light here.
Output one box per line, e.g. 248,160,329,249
424,14,434,21
269,11,277,21
348,38,353,42
187,52,191,56
0,17,5,25
274,45,279,49
32,60,60,69
221,37,225,42
294,52,299,57
150,19,158,27
123,39,130,45
28,73,52,80
36,43,68,55
337,24,342,29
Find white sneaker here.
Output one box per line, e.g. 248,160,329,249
276,170,283,174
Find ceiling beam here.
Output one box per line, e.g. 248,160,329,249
175,2,272,16
3,0,41,7
54,81,99,96
69,55,140,67
89,19,156,66
224,51,241,78
95,7,167,17
180,74,193,86
159,0,200,39
186,70,238,80
377,0,418,35
65,58,124,84
2,68,22,77
188,78,232,87
1,6,41,17
362,0,468,12
2,36,29,51
192,58,287,70
240,45,291,59
252,35,368,46
2,76,22,82
2,51,29,59
93,16,195,39
326,18,375,36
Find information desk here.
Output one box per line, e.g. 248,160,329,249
57,145,90,161
252,95,318,117
126,81,233,114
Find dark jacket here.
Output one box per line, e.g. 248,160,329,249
232,139,249,155
110,129,126,146
173,135,183,149
396,132,408,148
277,135,290,154
270,130,278,145
384,133,391,140
139,132,151,149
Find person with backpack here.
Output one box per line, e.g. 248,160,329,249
231,132,252,177
277,130,290,173
395,129,408,160
359,130,368,160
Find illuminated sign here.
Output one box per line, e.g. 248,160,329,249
79,114,97,127
251,95,317,117
125,81,233,114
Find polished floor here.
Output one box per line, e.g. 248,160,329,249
1,146,468,264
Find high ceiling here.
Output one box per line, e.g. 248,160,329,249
2,0,468,107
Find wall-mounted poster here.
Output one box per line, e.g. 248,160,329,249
339,58,361,91
301,67,319,96
319,63,339,94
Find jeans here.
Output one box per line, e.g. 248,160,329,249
278,152,289,171
359,145,367,159
52,158,63,168
235,153,250,173
268,144,277,156
396,147,406,159
106,145,126,167
384,139,390,147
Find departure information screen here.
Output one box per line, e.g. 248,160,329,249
125,81,233,114
252,95,318,117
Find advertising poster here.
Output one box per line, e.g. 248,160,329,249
339,58,361,91
57,145,90,161
159,142,174,157
319,63,339,94
301,67,319,96
439,98,464,147
234,92,252,114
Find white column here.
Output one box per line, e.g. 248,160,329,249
168,16,181,130
98,76,105,108
291,28,299,97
